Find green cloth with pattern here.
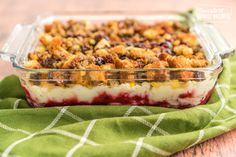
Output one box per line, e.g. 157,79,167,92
0,54,235,157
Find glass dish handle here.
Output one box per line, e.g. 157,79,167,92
0,24,33,62
192,23,235,61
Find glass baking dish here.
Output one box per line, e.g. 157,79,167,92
0,11,234,108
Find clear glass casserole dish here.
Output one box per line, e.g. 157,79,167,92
0,11,234,108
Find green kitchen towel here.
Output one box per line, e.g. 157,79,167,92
0,55,235,157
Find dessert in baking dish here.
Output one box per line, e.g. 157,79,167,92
22,19,215,108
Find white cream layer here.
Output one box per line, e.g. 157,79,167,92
24,78,216,106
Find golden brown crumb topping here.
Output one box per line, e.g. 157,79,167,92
25,19,208,70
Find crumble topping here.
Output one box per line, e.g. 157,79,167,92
25,19,208,69
24,19,208,84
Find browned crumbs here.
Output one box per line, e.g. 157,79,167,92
25,19,208,70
